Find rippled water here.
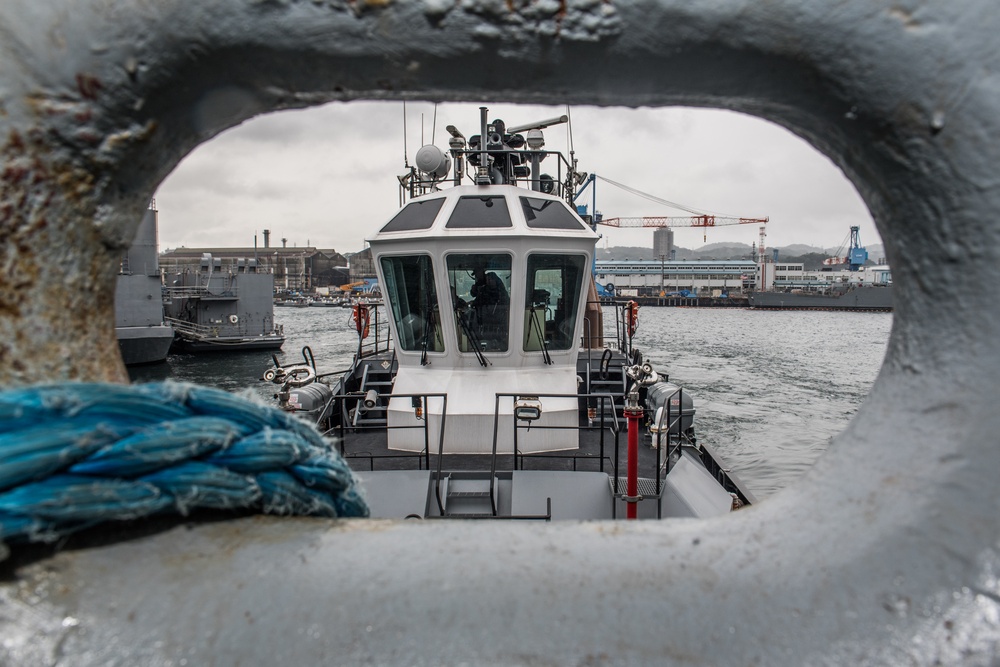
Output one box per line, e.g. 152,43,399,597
131,305,892,498
630,308,892,497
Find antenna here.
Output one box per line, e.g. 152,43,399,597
402,101,409,167
432,103,438,145
566,105,575,155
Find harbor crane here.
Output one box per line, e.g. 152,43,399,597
573,174,767,241
596,215,769,242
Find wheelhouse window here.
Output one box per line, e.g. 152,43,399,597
380,198,445,233
445,196,512,229
379,255,444,353
523,254,587,352
520,197,586,230
446,253,512,353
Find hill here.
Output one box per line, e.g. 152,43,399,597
596,243,885,269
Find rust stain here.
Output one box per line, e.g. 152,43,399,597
75,73,103,100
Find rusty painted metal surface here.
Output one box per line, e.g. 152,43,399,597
0,1,999,664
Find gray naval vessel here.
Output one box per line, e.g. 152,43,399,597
114,205,174,365
750,226,893,311
164,253,285,352
749,284,893,311
261,107,754,520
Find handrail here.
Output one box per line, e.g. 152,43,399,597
164,285,237,298
164,316,222,338
352,364,372,427
650,385,683,519
327,391,447,480
426,393,449,515
492,391,621,518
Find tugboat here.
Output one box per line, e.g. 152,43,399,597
262,108,753,520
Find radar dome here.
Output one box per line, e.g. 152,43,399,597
415,145,451,178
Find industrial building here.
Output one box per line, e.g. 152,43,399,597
159,229,354,291
595,259,892,297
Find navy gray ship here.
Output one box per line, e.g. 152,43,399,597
750,226,893,311
164,254,285,352
114,205,175,365
261,108,753,520
748,284,893,311
115,203,285,363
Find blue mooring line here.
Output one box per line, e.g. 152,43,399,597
0,382,369,546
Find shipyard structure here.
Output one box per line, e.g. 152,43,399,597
597,260,888,293
160,232,351,292
595,256,892,310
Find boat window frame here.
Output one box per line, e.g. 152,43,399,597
445,195,513,229
378,253,446,354
379,197,446,233
520,196,587,230
445,252,514,354
522,252,589,353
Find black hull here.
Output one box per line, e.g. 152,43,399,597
116,325,175,365
170,334,285,353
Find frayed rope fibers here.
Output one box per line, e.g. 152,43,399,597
0,382,369,546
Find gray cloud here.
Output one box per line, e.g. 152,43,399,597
154,101,880,256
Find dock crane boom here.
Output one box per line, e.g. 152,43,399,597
572,174,768,240
597,215,769,241
597,215,769,228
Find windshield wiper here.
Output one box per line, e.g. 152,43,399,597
527,307,552,365
455,305,490,367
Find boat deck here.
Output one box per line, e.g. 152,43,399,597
326,418,749,520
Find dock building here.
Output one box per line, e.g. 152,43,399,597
160,245,350,291
595,259,892,297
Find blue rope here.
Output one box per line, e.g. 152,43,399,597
0,382,368,545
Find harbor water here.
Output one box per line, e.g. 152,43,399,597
130,306,892,499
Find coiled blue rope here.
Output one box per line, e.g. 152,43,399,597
0,382,368,547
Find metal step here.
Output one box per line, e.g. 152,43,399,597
442,475,498,517
448,490,491,498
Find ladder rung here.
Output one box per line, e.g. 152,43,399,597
448,490,491,498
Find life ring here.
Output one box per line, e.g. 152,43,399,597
625,300,639,337
352,303,371,339
228,314,239,324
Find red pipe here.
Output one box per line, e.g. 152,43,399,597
624,406,643,520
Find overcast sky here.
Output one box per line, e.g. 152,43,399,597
153,101,881,257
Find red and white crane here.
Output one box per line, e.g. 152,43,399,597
596,215,768,242
576,175,768,242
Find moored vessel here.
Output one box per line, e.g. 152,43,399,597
749,284,893,311
751,226,893,311
164,253,285,352
115,203,174,365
